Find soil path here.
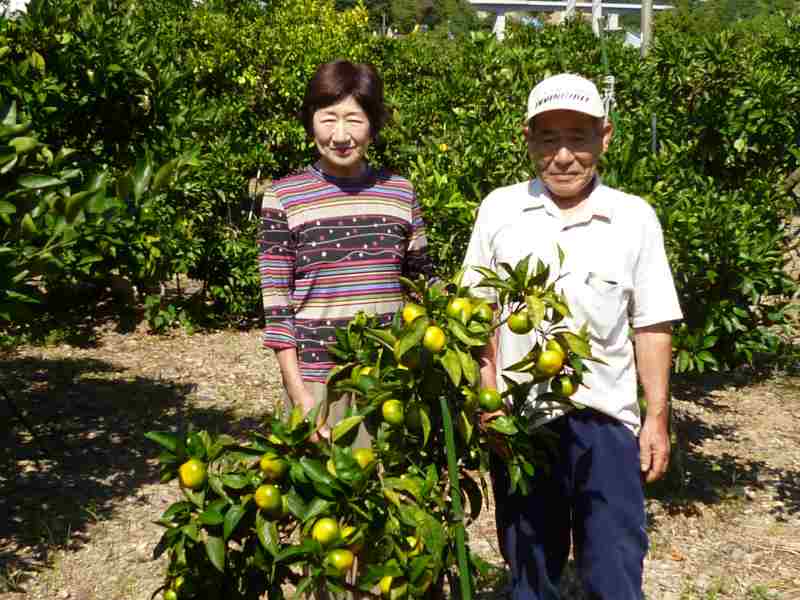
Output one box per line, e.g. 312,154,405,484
1,326,798,600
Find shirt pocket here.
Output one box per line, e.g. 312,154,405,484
570,271,630,341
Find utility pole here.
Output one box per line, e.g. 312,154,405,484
641,0,653,56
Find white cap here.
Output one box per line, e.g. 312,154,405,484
526,73,605,122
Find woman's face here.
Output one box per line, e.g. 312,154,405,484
312,95,372,178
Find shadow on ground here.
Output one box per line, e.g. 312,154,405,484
0,354,270,592
645,370,800,519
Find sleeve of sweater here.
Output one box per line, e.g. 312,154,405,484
259,186,297,349
403,187,435,281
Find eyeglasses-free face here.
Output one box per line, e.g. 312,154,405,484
312,95,372,178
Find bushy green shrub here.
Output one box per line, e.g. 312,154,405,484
1,0,797,372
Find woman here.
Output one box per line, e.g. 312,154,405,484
259,60,433,444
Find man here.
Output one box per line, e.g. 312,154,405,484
461,73,683,599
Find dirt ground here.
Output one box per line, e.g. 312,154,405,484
1,323,799,600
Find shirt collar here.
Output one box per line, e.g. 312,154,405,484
524,176,615,224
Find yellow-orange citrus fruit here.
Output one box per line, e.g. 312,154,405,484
259,454,288,482
254,484,283,516
406,536,422,557
446,297,473,323
312,517,340,547
327,548,355,575
353,447,375,469
507,309,533,334
536,349,564,378
402,303,426,324
341,525,364,554
478,388,503,412
545,339,567,359
163,590,178,600
551,375,577,397
326,458,337,478
382,399,405,427
379,576,394,596
422,326,446,353
178,458,207,489
473,302,495,323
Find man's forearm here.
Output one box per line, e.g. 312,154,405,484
634,323,673,422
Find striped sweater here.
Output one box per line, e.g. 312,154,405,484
259,163,433,382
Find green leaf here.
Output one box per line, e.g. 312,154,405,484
440,348,462,387
205,535,225,572
284,489,307,521
364,328,397,350
447,318,485,346
394,315,429,360
1,100,16,126
331,415,364,444
151,158,179,193
459,472,483,520
487,415,518,435
18,175,64,190
9,137,38,154
20,213,37,237
145,431,179,453
457,409,473,444
221,473,249,489
133,158,154,201
0,200,15,215
525,295,546,328
383,476,424,503
274,539,316,564
256,512,280,556
456,347,478,386
29,50,45,73
561,331,592,359
198,508,225,526
299,457,342,497
223,503,247,541
303,496,333,524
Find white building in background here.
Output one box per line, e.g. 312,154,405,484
3,0,30,16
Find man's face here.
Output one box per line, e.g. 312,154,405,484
525,110,612,205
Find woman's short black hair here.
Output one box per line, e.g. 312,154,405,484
300,60,389,138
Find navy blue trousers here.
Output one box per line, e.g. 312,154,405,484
491,411,648,600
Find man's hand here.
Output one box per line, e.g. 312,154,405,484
633,322,674,483
639,414,670,482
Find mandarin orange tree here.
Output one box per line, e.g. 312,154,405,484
146,254,601,599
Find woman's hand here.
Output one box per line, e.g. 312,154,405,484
292,387,329,443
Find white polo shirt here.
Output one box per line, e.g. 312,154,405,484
462,178,683,433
